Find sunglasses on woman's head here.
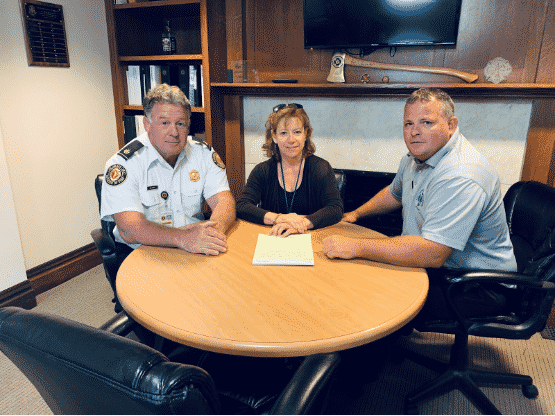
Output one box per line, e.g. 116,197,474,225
272,103,303,112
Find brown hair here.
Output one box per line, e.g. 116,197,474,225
405,88,455,120
262,105,315,160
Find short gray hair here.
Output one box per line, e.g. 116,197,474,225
405,88,455,120
143,83,191,120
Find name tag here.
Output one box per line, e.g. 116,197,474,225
161,214,173,227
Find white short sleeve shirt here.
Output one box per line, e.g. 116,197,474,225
100,133,230,249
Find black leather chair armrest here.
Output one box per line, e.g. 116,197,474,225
98,310,137,337
269,352,341,415
439,269,554,290
424,268,555,338
91,228,116,256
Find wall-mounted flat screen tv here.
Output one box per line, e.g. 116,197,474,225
304,0,464,49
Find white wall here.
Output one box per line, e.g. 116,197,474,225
0,0,118,287
244,97,533,195
0,127,27,289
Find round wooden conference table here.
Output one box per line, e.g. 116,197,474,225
116,219,428,358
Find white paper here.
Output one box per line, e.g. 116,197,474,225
126,65,142,105
252,233,314,266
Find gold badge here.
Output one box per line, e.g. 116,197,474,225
212,152,225,169
124,149,131,154
190,170,200,182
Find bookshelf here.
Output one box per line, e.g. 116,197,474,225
104,0,227,154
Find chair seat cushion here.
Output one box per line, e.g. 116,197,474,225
201,354,303,413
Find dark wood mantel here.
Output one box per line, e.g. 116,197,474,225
212,82,555,99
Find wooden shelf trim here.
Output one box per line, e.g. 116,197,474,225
124,105,204,112
115,0,200,10
211,82,555,99
119,54,203,62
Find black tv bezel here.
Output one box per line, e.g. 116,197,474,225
303,0,464,50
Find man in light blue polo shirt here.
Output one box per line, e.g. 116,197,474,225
323,88,517,317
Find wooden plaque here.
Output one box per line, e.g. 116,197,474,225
20,0,70,67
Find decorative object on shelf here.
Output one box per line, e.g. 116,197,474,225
161,20,176,55
20,0,70,67
327,52,479,84
382,76,390,83
230,60,258,83
361,74,370,84
484,57,513,84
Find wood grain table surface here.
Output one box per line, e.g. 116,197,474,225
117,220,428,357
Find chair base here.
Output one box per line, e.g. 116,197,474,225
403,333,538,415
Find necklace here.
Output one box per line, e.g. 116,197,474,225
280,159,303,214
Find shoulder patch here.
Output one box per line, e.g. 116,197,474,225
105,164,127,186
212,152,225,169
192,137,212,151
117,140,144,160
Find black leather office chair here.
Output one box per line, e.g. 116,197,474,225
333,169,347,202
91,173,128,312
403,180,555,414
0,306,340,415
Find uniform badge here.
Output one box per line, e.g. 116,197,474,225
105,164,127,186
212,152,225,169
190,170,200,182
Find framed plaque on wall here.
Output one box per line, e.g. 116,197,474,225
20,0,70,67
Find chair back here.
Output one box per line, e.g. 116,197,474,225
504,181,555,275
96,174,116,238
472,180,555,338
333,169,346,201
0,307,220,415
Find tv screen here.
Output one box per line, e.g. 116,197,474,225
304,0,463,49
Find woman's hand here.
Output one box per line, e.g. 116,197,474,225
269,213,310,237
342,211,359,223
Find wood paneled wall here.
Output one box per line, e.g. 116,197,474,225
224,0,555,186
236,0,550,85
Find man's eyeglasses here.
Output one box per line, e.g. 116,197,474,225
272,103,303,113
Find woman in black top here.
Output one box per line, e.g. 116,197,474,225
236,103,343,237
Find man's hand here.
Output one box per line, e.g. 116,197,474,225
176,221,228,255
342,211,359,223
322,235,360,259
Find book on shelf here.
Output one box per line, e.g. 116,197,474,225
126,65,142,106
161,65,171,84
123,116,136,144
126,64,202,107
122,115,146,144
126,65,162,106
188,64,202,107
135,115,146,136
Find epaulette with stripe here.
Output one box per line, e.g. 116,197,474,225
117,140,144,160
192,137,212,151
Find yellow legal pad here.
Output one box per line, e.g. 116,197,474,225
252,233,315,266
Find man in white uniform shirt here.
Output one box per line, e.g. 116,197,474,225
101,84,235,259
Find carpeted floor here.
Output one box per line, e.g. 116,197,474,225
1,265,554,415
